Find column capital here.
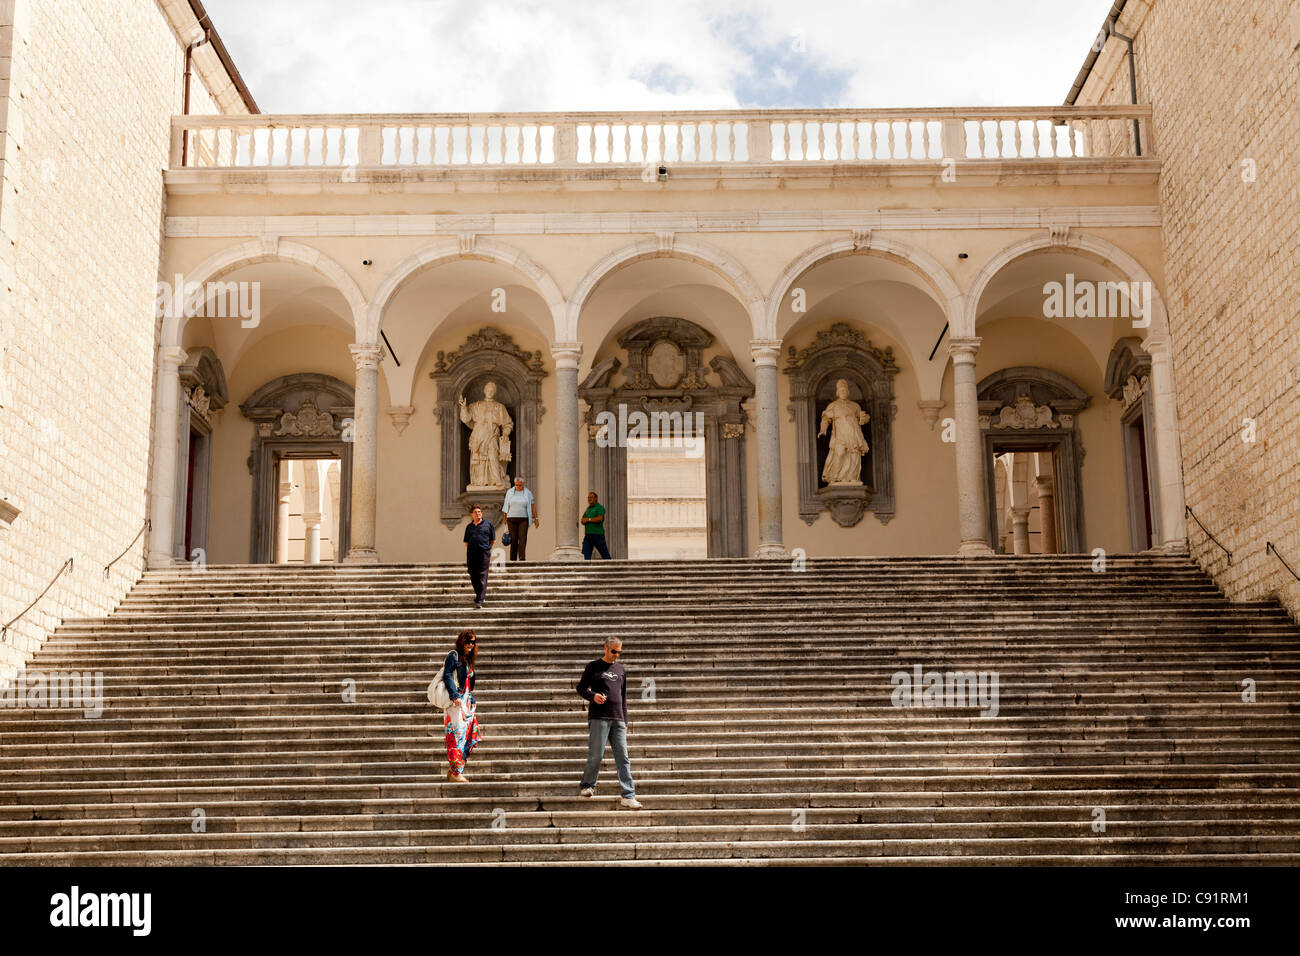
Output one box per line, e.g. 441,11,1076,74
1142,333,1171,356
750,339,784,367
158,345,188,369
947,336,981,362
350,342,384,371
551,342,583,369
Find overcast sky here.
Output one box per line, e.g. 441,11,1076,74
203,0,1113,114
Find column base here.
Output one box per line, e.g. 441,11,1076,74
343,548,381,565
957,540,996,557
549,546,584,562
1156,538,1189,554
146,551,175,569
754,544,788,560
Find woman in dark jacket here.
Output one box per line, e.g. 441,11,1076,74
441,630,481,782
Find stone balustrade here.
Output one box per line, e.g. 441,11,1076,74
171,105,1154,169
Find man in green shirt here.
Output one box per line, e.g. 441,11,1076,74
580,491,611,560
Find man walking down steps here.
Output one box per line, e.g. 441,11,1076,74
576,637,643,809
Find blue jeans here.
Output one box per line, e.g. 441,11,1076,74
582,534,611,560
580,718,635,798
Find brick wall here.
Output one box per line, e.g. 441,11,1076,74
1079,0,1300,617
0,0,227,675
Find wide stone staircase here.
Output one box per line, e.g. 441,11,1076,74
2,555,1299,865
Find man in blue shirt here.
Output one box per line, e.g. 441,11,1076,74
463,506,495,609
498,475,539,561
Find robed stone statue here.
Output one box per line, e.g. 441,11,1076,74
459,381,513,491
818,378,870,485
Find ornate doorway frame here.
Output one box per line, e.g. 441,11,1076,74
240,373,355,564
174,347,228,562
1105,338,1159,551
978,366,1091,554
579,317,753,558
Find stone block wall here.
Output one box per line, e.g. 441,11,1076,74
0,0,237,675
1078,0,1300,618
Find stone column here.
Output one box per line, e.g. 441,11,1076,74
551,343,583,561
1009,506,1031,555
1145,335,1187,551
1034,461,1058,554
346,343,383,564
275,472,293,564
303,516,322,564
302,459,323,565
751,339,785,558
327,461,342,562
147,345,188,568
948,337,993,556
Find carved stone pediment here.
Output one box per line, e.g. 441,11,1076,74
274,399,339,437
1121,374,1148,410
784,322,898,374
992,394,1058,430
433,326,545,375
179,347,228,427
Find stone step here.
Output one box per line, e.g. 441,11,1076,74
4,554,1298,866
5,837,1300,867
2,788,1292,818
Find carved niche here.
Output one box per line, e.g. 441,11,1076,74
784,323,899,527
240,373,354,564
430,326,547,529
579,316,753,558
977,366,1091,553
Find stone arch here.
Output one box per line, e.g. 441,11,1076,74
165,239,367,348
566,236,765,342
366,237,567,344
765,234,963,339
961,230,1169,341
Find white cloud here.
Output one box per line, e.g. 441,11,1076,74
204,0,1114,113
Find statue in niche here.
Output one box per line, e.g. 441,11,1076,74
818,379,870,485
458,381,513,491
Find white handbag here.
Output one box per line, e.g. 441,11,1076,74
427,654,460,710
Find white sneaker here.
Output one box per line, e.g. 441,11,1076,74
618,797,643,810
579,787,595,797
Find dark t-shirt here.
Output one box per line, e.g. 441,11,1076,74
464,519,495,553
576,657,627,722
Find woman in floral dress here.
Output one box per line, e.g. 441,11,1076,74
441,630,482,782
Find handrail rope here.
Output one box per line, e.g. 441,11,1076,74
104,518,150,579
1,558,74,644
1266,541,1300,583
1185,505,1231,565
2,516,151,645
